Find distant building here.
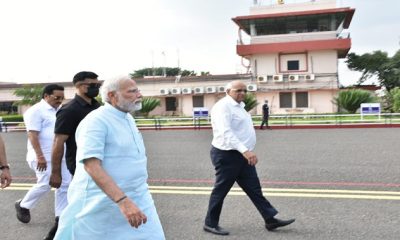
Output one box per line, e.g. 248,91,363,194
0,0,356,117
232,0,355,114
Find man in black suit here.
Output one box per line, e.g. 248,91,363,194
260,100,271,130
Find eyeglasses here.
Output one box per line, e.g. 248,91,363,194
232,88,247,93
79,83,102,88
128,88,141,94
50,95,64,101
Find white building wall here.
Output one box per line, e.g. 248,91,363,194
309,50,338,73
253,54,279,75
310,89,338,113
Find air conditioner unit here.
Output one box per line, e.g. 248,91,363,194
288,75,299,82
273,74,283,82
305,74,315,81
171,88,181,95
217,86,226,93
181,87,192,94
247,84,257,92
194,86,204,94
257,75,267,83
206,86,217,93
159,88,169,95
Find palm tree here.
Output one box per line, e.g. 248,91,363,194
243,93,258,112
140,97,161,117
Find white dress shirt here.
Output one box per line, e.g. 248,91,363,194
211,95,256,153
23,99,59,162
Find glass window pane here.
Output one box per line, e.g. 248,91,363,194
296,92,308,108
279,92,292,108
192,96,204,107
165,97,177,111
287,60,299,70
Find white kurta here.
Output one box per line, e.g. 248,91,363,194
55,103,165,240
21,99,70,216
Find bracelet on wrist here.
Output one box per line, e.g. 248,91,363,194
115,195,127,204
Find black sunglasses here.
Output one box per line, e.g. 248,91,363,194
50,95,64,101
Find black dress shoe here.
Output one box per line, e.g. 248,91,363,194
203,225,230,235
265,218,295,231
43,217,59,240
15,199,31,223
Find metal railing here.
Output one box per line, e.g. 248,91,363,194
1,113,400,132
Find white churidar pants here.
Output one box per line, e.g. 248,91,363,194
20,156,71,217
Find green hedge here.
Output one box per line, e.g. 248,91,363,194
0,114,23,122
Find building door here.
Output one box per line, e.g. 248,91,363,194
165,97,177,111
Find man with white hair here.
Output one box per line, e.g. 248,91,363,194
54,76,165,239
204,80,295,235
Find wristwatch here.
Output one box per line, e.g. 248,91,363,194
0,164,10,170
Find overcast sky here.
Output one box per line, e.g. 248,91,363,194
0,0,399,86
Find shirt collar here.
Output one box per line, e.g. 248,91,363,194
40,99,59,111
226,95,245,108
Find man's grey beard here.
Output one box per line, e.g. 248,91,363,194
116,94,142,112
134,101,142,111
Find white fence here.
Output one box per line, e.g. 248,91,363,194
1,113,400,132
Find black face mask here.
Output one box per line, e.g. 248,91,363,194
85,83,100,98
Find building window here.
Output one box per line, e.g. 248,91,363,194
165,97,177,111
287,60,299,71
192,96,204,108
279,92,292,108
296,92,309,108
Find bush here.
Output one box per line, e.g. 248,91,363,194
244,93,258,112
334,89,377,113
391,87,400,112
0,114,23,122
140,97,161,117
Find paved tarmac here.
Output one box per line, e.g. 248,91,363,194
1,128,399,240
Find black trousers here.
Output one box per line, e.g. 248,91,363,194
260,117,269,129
205,147,278,227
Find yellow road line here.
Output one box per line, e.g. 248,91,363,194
150,190,400,200
148,186,400,195
4,183,400,200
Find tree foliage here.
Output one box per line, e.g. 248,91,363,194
130,67,198,78
388,87,400,112
346,50,400,91
243,93,258,112
333,89,377,113
13,85,44,106
139,97,161,117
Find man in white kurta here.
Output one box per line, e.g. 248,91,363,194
55,76,165,240
15,84,71,239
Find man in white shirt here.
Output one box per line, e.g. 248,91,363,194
15,84,71,240
204,80,295,236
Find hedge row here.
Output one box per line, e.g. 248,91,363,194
0,115,23,122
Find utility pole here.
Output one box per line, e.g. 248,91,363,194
162,51,166,77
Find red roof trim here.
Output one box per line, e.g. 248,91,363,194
237,38,351,58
